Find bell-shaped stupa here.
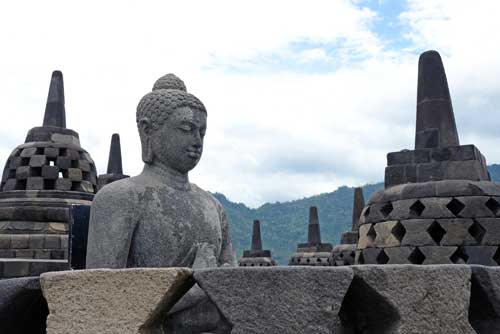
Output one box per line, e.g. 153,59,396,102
238,220,276,266
356,51,500,265
0,71,98,278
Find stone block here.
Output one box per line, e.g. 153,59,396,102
29,155,47,167
56,156,71,170
0,277,48,333
20,147,37,157
79,160,91,172
400,219,435,246
44,147,59,158
387,150,413,165
341,265,475,334
458,196,495,218
45,235,61,249
384,246,414,264
436,180,485,197
55,178,72,191
438,218,476,245
0,249,15,258
462,246,499,266
419,246,457,264
15,166,31,179
34,250,51,259
400,181,437,200
40,268,193,334
0,235,11,249
340,231,358,245
10,235,29,249
29,235,45,249
3,260,30,278
2,179,17,191
15,250,35,258
414,149,431,163
67,168,82,181
385,165,406,188
51,133,80,146
74,180,94,193
47,207,69,222
476,218,500,245
67,149,81,160
373,221,401,247
50,250,66,260
42,165,59,179
358,248,382,264
193,266,353,333
26,177,44,190
405,165,417,183
9,156,23,169
357,224,374,249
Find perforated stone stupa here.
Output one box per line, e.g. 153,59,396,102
238,220,276,266
356,51,500,266
289,206,332,266
0,71,97,278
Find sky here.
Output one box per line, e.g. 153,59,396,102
1,0,500,208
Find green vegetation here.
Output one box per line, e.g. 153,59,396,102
216,164,500,264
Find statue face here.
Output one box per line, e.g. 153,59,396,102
151,106,207,174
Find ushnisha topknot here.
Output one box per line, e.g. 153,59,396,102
136,73,206,131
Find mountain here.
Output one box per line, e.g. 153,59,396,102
216,164,500,265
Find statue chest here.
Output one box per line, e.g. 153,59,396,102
130,188,223,267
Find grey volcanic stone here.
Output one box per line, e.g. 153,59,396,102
0,276,48,333
470,266,500,333
41,268,193,334
43,71,66,128
351,187,365,231
194,266,353,333
415,50,459,149
340,265,475,334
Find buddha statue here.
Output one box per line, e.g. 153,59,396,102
86,74,235,332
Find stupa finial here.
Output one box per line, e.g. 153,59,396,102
307,206,321,245
351,187,365,231
251,220,263,251
43,70,66,128
106,134,123,175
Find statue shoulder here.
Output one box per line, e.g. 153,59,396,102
93,177,141,208
189,183,225,213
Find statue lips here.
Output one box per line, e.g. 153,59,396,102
186,149,201,159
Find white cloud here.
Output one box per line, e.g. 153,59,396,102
0,0,500,207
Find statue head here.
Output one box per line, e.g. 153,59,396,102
136,74,207,174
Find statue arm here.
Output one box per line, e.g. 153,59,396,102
85,185,138,269
218,207,236,266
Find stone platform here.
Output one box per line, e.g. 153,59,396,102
1,265,498,333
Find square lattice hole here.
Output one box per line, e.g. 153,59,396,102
409,200,425,216
427,221,446,244
485,198,500,216
391,222,406,242
446,198,465,216
408,247,426,264
380,203,393,218
468,220,486,244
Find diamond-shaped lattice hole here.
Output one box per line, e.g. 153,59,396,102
427,221,446,244
367,224,377,242
408,247,426,264
468,220,486,244
493,247,500,266
357,252,365,264
409,200,426,217
450,247,469,264
380,203,393,218
446,198,465,217
485,198,500,216
376,250,389,264
391,221,406,242
363,206,371,217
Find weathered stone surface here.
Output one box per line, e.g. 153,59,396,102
0,277,48,334
470,266,500,333
340,265,475,334
351,187,365,231
477,218,500,245
462,246,499,266
400,219,435,246
41,268,193,334
373,220,401,247
340,231,358,245
194,267,353,333
419,246,457,264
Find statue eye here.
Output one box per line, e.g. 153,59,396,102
179,124,193,132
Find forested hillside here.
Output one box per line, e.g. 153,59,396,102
216,164,500,264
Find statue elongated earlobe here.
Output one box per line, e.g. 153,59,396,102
139,118,154,164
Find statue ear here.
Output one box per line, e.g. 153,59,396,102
139,118,154,164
